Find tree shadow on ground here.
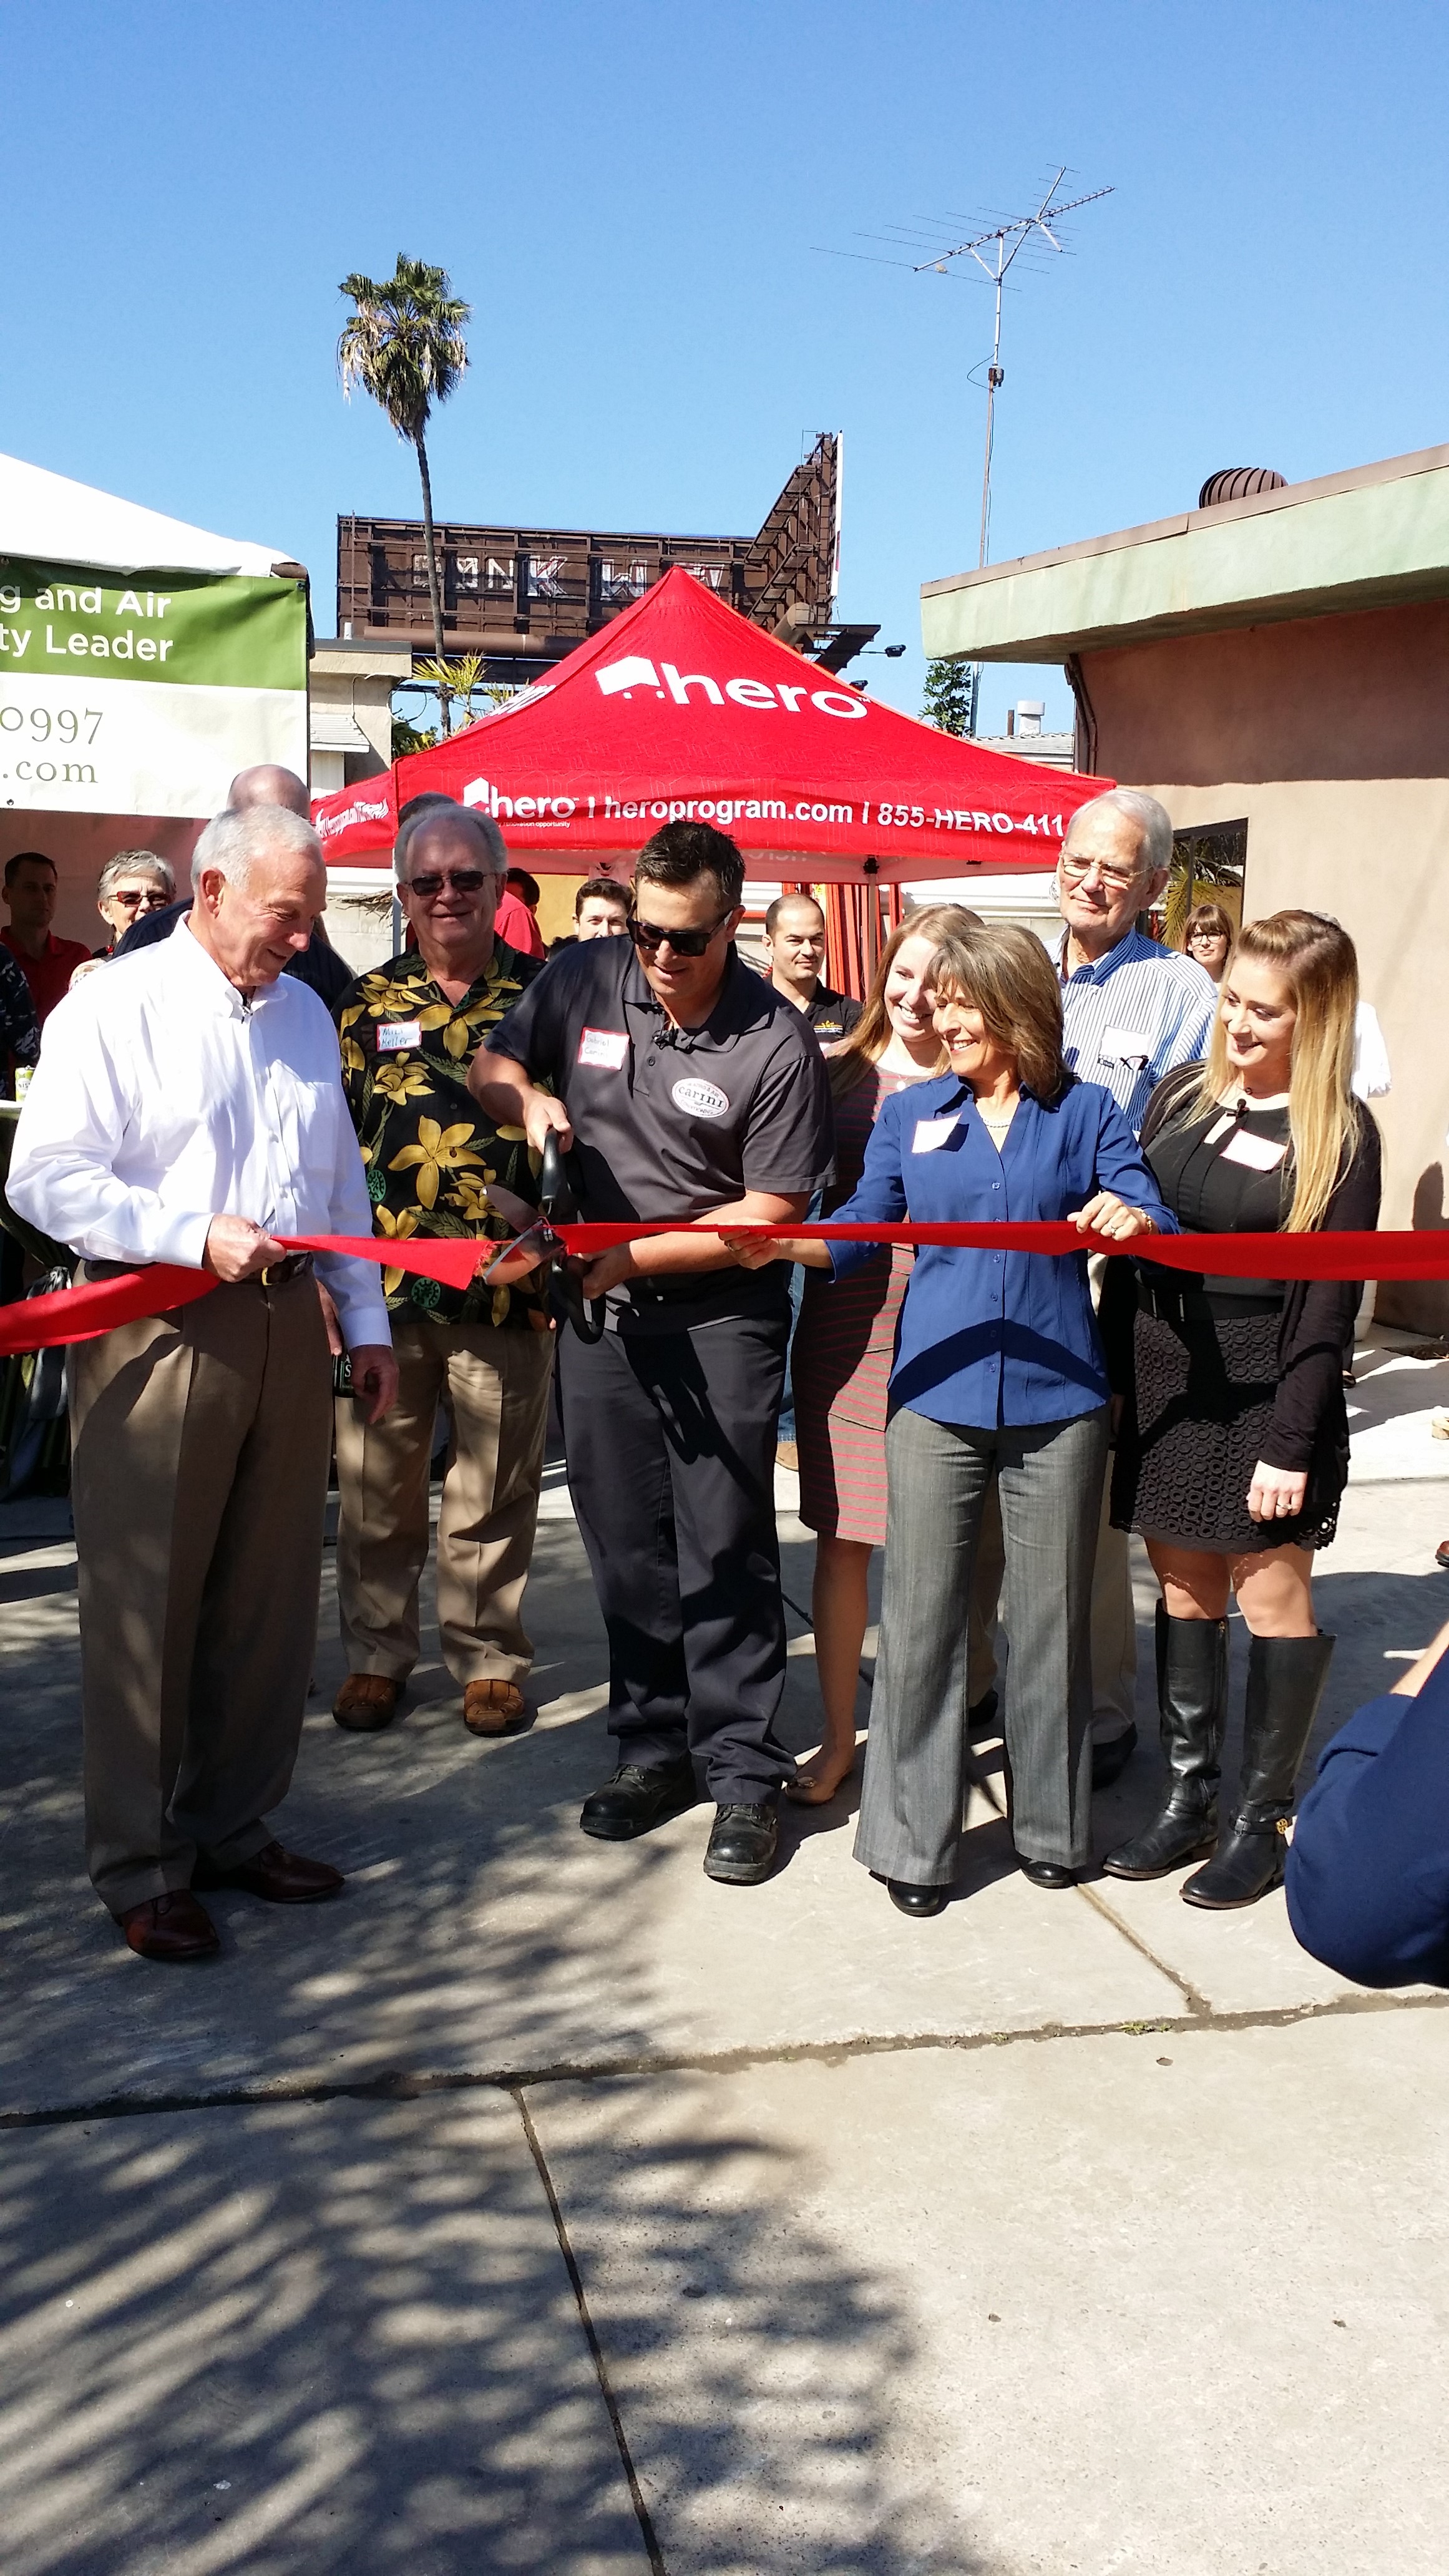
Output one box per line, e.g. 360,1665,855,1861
0,2073,980,2574
534,2074,990,2576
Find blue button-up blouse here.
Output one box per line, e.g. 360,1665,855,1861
827,1071,1176,1430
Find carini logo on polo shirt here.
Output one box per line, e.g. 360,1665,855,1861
671,1075,729,1119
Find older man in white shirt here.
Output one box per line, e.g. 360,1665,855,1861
7,805,397,1962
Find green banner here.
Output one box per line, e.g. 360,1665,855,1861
0,559,306,693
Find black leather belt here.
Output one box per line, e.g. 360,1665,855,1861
258,1252,314,1286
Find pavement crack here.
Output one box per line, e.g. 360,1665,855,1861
511,2083,668,2576
1075,1881,1214,2016
3,1986,1446,2130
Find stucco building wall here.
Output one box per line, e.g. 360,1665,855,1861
1076,600,1449,1330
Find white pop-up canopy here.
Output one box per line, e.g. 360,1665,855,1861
0,451,310,945
0,449,295,578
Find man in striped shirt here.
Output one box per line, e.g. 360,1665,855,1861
1056,787,1217,1781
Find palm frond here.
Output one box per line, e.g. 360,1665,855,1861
337,255,470,442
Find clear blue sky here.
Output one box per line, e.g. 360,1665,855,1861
4,0,1447,734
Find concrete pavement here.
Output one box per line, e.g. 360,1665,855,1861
1,1327,1447,2571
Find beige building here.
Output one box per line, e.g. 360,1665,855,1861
308,636,411,971
922,443,1449,1329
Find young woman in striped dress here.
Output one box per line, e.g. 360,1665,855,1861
784,906,983,1803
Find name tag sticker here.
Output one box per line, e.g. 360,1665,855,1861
1101,1025,1151,1066
1219,1128,1289,1173
578,1027,630,1070
377,1021,421,1053
912,1114,960,1154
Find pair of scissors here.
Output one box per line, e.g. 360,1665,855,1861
481,1133,606,1342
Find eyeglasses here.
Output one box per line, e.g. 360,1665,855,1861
111,886,169,910
406,869,493,899
628,912,731,959
1059,853,1144,897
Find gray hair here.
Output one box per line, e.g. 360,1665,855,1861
1064,788,1174,880
396,801,507,882
97,849,174,905
192,804,323,894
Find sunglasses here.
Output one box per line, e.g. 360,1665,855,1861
628,912,732,959
406,868,494,899
111,886,169,909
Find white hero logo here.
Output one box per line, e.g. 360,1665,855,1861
670,1076,729,1120
594,655,867,723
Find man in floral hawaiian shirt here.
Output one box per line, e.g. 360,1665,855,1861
331,806,555,1739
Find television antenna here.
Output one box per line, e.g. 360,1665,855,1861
816,168,1112,729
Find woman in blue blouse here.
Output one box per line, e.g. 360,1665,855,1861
729,924,1172,1914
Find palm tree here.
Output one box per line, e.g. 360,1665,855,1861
338,255,470,731
1162,824,1246,949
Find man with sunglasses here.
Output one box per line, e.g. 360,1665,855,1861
471,820,834,1886
330,803,556,1742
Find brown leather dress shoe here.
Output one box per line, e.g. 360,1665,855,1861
114,1890,220,1961
333,1674,399,1732
463,1678,529,1736
193,1840,344,1903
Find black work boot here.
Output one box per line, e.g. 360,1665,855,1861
1103,1606,1227,1880
579,1754,698,1842
1182,1631,1335,1910
703,1801,779,1886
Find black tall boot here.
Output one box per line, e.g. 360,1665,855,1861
1181,1631,1334,1910
1102,1606,1227,1880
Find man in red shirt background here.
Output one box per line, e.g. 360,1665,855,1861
2,852,92,1023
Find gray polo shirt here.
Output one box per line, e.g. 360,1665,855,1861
490,937,834,1332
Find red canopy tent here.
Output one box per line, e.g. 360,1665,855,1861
313,568,1109,891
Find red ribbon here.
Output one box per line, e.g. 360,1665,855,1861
0,1219,1440,1360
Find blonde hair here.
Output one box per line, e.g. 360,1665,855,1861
829,904,983,1096
1181,909,1362,1232
928,922,1068,1105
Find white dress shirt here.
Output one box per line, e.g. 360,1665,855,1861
6,918,391,1348
1351,1000,1391,1102
1058,926,1217,1136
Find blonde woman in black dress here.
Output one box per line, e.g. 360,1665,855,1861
1104,912,1380,1909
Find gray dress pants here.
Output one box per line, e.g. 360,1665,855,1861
854,1402,1110,1886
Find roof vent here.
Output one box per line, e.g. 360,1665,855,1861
1198,467,1287,509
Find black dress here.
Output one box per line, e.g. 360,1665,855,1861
1106,1068,1382,1554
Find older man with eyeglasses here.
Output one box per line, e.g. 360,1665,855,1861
330,801,557,1742
1055,787,1217,1783
470,820,834,1886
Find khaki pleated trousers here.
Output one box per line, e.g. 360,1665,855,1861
334,1314,554,1690
69,1272,333,1915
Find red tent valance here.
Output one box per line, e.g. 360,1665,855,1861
313,570,1108,882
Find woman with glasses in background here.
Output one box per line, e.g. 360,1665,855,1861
94,851,175,956
1183,900,1234,986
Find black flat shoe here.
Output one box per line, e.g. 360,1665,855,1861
579,1755,698,1842
1091,1722,1138,1790
1018,1858,1079,1890
703,1802,778,1885
887,1880,948,1917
